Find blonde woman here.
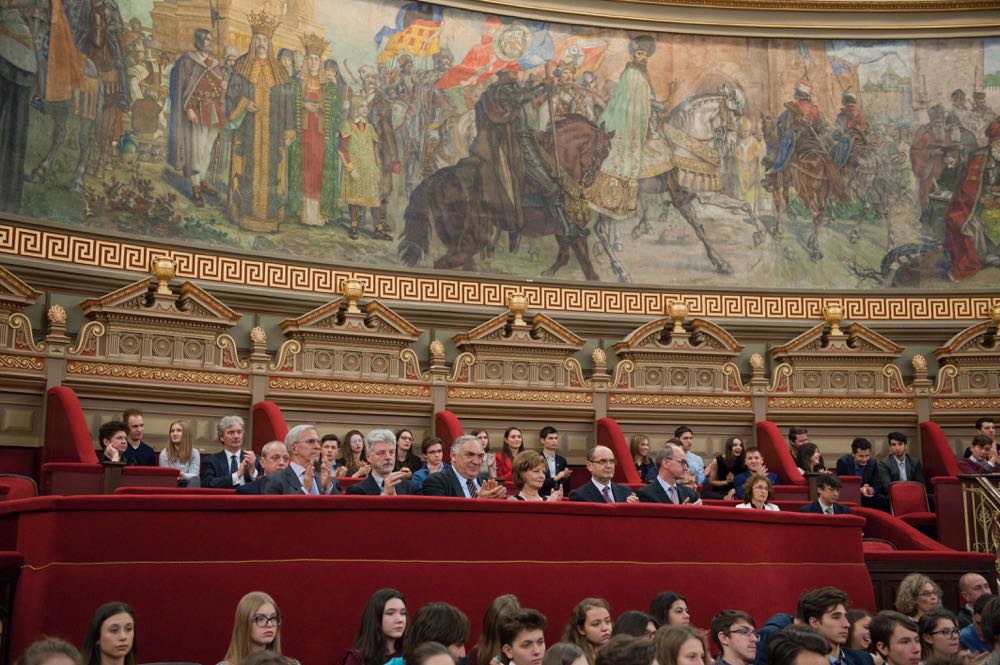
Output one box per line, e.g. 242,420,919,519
159,420,201,487
895,574,942,621
219,592,296,665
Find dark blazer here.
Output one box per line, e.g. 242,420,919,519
264,465,341,495
422,468,475,497
957,458,995,475
236,475,270,495
201,450,262,489
345,474,419,496
877,454,925,487
843,648,875,665
636,479,699,505
800,500,850,515
569,480,634,503
541,453,569,496
122,441,157,466
835,454,885,493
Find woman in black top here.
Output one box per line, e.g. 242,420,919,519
704,437,747,499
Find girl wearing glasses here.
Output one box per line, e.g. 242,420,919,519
344,589,408,665
220,592,293,665
919,608,986,665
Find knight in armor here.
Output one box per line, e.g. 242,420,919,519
549,62,587,122
766,76,824,177
470,68,581,250
832,90,868,169
416,48,456,176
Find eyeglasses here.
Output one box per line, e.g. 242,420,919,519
929,629,959,638
727,628,759,639
590,459,617,465
670,457,689,467
918,591,939,597
252,613,281,627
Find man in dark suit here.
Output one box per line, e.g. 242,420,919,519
237,440,289,495
346,429,419,495
957,573,992,629
798,587,875,665
266,424,340,495
569,445,638,503
958,435,1000,475
877,432,925,489
800,474,850,514
201,415,261,489
539,426,571,497
422,435,506,499
835,437,888,511
637,442,701,505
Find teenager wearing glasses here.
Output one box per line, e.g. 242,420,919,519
710,610,757,665
219,592,295,665
918,608,987,665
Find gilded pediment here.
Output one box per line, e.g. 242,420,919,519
613,317,743,360
0,265,41,311
932,309,1000,363
452,310,584,356
80,277,240,331
770,321,903,364
279,296,420,344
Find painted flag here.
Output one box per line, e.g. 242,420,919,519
435,16,553,89
374,2,443,61
551,35,608,74
796,40,812,63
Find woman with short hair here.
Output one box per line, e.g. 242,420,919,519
735,473,779,511
509,451,563,502
896,574,942,622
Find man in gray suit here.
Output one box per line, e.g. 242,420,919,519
266,424,340,495
877,432,924,488
637,442,701,505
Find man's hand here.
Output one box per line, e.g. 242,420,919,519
319,461,334,492
860,484,875,497
382,470,409,495
626,493,639,503
240,451,257,474
302,463,315,493
478,479,506,499
187,108,198,123
556,468,572,481
352,462,371,478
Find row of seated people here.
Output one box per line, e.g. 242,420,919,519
14,572,1000,665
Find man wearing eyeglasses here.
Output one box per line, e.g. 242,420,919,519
569,445,638,503
711,610,758,665
637,442,700,505
266,424,341,495
346,429,418,495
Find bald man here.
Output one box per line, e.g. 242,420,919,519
568,445,639,503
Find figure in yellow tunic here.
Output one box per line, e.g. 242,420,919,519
338,95,391,240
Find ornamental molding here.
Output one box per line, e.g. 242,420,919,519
65,360,249,386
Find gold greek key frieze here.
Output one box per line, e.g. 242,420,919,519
767,396,914,409
447,387,593,403
66,361,249,386
931,397,1000,410
268,377,431,397
609,393,751,407
0,353,44,371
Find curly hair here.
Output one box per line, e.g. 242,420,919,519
895,574,940,618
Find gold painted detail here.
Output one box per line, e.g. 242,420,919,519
749,353,765,370
216,334,249,369
250,326,267,344
564,357,591,388
0,353,43,371
8,313,40,352
912,354,927,371
609,393,751,407
767,396,914,409
448,387,593,403
932,364,959,394
67,321,106,356
66,361,248,386
269,377,430,396
932,397,1000,410
47,305,67,324
767,363,793,393
882,364,913,394
446,352,476,383
611,359,635,389
399,348,428,382
270,339,302,372
722,363,749,393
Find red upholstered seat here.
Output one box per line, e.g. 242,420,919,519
596,417,643,485
40,387,102,495
120,465,182,487
755,421,805,485
863,538,897,552
114,486,236,495
889,481,936,529
252,401,289,454
0,474,37,500
918,421,962,480
434,410,464,463
337,477,364,489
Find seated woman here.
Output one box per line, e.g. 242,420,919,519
219,591,293,665
795,442,826,475
321,434,344,477
495,428,524,482
394,429,423,474
648,593,690,628
411,437,449,493
472,429,497,479
630,435,656,483
918,608,980,665
159,419,201,487
895,573,942,622
735,473,779,511
847,609,873,653
562,598,613,665
653,625,708,665
338,430,371,478
704,436,746,500
83,602,136,665
344,589,407,665
475,594,522,665
543,644,587,665
508,450,563,502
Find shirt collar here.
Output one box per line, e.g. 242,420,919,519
591,478,610,493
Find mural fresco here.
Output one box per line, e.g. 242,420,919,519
1,0,999,290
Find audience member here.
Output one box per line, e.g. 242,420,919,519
499,609,548,665
265,424,339,495
411,437,449,493
653,625,707,665
918,608,981,665
733,448,779,500
472,429,498,479
796,587,872,665
630,435,656,483
346,430,418,495
570,446,638,503
958,574,993,629
540,426,572,497
543,644,587,665
83,601,136,665
957,436,1000,475
159,419,201,487
846,610,873,652
674,426,705,486
396,603,470,665
637,444,700,505
964,419,996,459
394,429,423,474
613,612,657,639
422,435,506,498
495,428,524,482
895,574,941,621
595,635,655,665
563,599,613,665
410,643,456,665
960,594,994,654
788,427,810,454
237,441,290,495
220,591,285,665
753,613,796,665
321,435,344,478
17,638,82,665
509,451,563,501
201,416,260,490
340,430,372,478
711,610,757,665
980,596,1000,663
836,438,888,511
736,473,779,511
242,654,296,665
869,611,921,665
344,589,407,665
97,421,129,463
795,443,825,475
120,408,157,466
877,433,924,488
800,474,848,515
766,626,830,665
476,594,523,665
704,437,747,500
649,593,690,628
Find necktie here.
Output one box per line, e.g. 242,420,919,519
667,485,676,503
899,459,907,481
466,478,478,498
601,485,612,503
824,506,833,515
229,453,238,474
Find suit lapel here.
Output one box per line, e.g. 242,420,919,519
289,467,303,492
653,481,671,504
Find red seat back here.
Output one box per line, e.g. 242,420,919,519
889,481,930,517
252,401,289,454
755,421,805,485
434,411,464,464
0,474,37,500
918,421,962,480
44,387,98,464
596,418,642,484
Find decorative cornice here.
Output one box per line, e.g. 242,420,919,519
66,360,249,386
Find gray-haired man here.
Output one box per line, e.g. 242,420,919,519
201,415,261,489
266,424,340,495
346,429,419,495
422,434,506,498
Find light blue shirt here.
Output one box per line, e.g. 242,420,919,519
289,461,318,495
543,451,558,477
453,466,480,498
591,478,613,501
686,450,705,485
656,476,679,503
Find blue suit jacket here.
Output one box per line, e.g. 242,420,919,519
345,474,419,496
201,450,263,489
636,479,699,504
800,500,850,515
569,480,634,503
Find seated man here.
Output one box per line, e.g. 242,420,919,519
960,593,994,653
266,424,340,495
237,441,289,495
789,427,810,455
711,609,758,665
869,611,921,665
96,420,129,462
797,587,873,665
569,445,638,503
121,408,157,466
499,609,548,665
800,474,849,514
346,429,418,495
964,418,995,459
836,438,888,511
539,426,571,497
958,435,1000,475
201,415,260,489
766,625,830,665
877,432,924,488
733,447,780,499
637,442,700,505
981,596,1000,661
422,435,505,499
411,436,449,493
957,573,992,629
676,426,705,486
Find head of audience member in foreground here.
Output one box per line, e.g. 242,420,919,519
564,598,613,665
410,643,456,665
260,441,290,476
796,587,850,657
894,574,941,621
451,435,487,481
477,594,523,665
766,626,830,665
223,591,284,665
612,612,657,639
17,638,82,665
83,602,137,665
365,429,398,478
710,610,757,665
403,603,470,665
649,593,689,627
982,596,1000,652
241,654,295,665
596,635,656,665
543,644,587,665
353,588,407,665
814,474,842,507
870,611,921,665
653,625,708,665
499,608,548,665
846,609,872,651
917,608,960,661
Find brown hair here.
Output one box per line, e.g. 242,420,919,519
629,434,651,464
340,429,367,474
223,592,283,665
563,598,611,665
654,625,707,665
741,473,774,505
476,594,522,665
511,451,546,489
165,419,194,464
